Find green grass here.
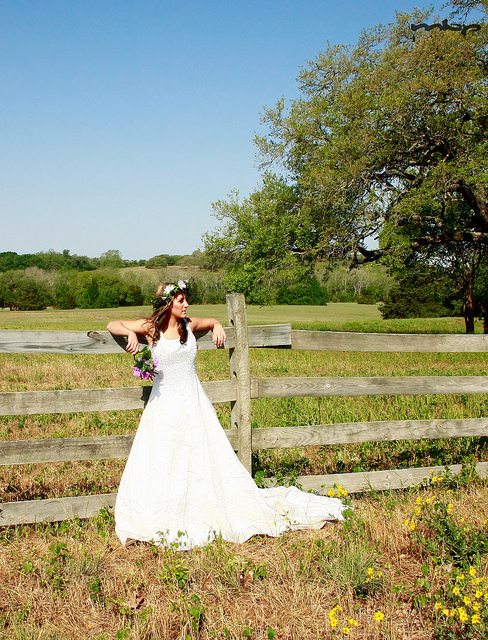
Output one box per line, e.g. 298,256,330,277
1,301,483,332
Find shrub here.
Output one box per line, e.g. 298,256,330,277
0,274,52,310
380,270,458,319
276,278,328,305
63,272,143,309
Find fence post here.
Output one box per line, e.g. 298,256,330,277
226,293,252,474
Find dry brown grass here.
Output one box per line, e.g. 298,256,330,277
0,482,486,639
2,311,488,638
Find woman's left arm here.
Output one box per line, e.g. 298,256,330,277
189,317,226,347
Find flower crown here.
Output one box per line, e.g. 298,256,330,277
151,279,191,309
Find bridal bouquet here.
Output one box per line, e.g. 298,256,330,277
133,346,159,380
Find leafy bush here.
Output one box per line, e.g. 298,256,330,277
380,270,459,319
276,278,328,305
0,273,53,310
56,272,144,309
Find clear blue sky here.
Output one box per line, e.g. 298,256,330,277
1,0,450,260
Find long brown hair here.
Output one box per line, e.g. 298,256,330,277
148,284,189,345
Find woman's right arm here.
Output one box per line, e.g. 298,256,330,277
107,319,152,355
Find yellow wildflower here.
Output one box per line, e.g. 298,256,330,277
404,519,410,527
453,587,461,596
472,602,480,612
450,609,456,617
434,602,442,611
367,568,374,577
463,596,471,606
330,619,338,628
472,614,481,624
378,571,383,578
442,609,450,617
469,566,477,577
457,574,465,582
475,590,483,599
348,619,358,627
373,611,385,622
327,488,335,498
342,628,350,635
447,503,453,514
410,522,416,531
458,608,468,622
415,507,421,515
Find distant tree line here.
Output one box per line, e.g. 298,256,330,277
0,248,475,321
0,248,400,311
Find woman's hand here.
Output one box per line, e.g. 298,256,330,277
126,330,140,355
107,319,148,355
212,322,226,347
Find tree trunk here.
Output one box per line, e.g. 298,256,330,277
463,288,476,334
481,302,488,334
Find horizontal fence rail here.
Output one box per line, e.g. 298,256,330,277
4,375,487,417
292,330,488,352
4,326,488,355
2,462,488,527
0,380,237,416
263,462,488,494
1,416,487,466
252,418,488,449
0,494,116,526
0,430,239,466
1,306,488,527
254,375,488,398
0,324,292,354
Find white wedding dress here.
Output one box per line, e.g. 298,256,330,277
115,325,347,550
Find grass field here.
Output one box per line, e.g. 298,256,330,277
1,305,487,639
0,301,484,333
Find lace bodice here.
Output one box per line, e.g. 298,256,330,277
150,325,198,393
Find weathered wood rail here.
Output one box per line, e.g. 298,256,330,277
0,293,487,526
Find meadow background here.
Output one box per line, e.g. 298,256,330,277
0,303,487,639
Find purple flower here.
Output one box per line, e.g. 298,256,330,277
131,346,158,381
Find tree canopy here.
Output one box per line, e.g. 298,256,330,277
204,3,488,329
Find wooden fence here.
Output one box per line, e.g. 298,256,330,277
1,293,488,526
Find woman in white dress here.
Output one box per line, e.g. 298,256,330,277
108,280,347,550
